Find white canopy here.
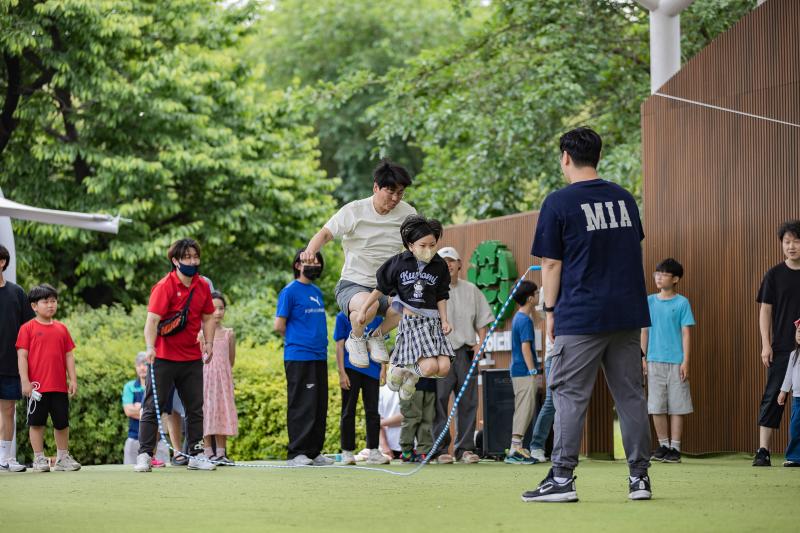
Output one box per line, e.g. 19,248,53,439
0,188,124,283
0,196,121,234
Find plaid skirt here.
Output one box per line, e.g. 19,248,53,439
391,315,456,366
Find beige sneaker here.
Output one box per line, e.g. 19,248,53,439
133,453,152,473
436,453,454,464
366,334,390,364
340,450,356,465
345,334,370,368
366,448,390,465
54,453,81,471
32,456,50,473
460,451,481,464
399,372,419,401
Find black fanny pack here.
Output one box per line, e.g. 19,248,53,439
157,289,195,337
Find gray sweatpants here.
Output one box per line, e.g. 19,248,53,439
550,330,650,478
433,346,479,457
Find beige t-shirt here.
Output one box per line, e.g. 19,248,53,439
324,197,417,287
446,279,495,349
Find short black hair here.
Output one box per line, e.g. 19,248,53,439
513,281,538,306
0,244,8,272
778,220,800,241
655,258,684,279
400,215,443,249
167,238,201,268
210,291,226,307
292,247,324,279
29,283,58,304
373,159,413,190
559,127,602,168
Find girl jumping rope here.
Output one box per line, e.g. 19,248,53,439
355,215,455,400
201,291,238,464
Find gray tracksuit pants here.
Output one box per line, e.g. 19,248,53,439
549,329,651,478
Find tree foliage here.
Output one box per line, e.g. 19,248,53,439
0,0,334,306
251,0,470,204
365,0,755,222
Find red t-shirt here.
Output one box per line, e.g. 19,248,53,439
15,319,76,393
148,271,214,362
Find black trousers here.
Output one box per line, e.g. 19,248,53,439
139,358,204,456
758,350,790,428
340,368,380,451
285,360,328,460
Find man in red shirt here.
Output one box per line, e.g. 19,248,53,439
134,239,217,472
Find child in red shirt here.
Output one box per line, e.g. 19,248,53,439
16,284,80,472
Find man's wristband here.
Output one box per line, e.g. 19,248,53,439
543,305,555,313
528,368,538,376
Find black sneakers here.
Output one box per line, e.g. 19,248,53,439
629,475,652,500
651,445,670,461
663,448,681,463
752,448,771,467
521,468,578,503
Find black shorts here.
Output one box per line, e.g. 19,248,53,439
28,392,69,429
0,375,22,401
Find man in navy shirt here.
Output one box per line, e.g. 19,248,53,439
275,248,332,467
522,127,652,503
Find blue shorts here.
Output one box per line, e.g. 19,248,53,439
0,375,22,401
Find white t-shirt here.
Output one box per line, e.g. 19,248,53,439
378,385,401,452
324,197,416,287
446,279,495,349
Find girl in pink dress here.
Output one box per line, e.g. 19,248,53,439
202,292,238,464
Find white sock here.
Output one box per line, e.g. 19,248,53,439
510,438,522,451
658,438,669,448
204,446,213,457
0,440,10,462
34,451,45,460
670,440,681,452
216,447,225,457
57,449,69,460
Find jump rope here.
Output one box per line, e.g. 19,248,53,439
148,265,542,476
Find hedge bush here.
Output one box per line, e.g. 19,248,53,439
14,303,367,464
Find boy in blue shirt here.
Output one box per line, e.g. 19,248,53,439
122,352,169,466
506,281,540,464
334,312,389,465
641,258,695,463
274,248,332,467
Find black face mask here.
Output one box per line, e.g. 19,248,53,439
303,265,323,280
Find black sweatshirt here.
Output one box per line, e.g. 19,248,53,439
376,251,450,310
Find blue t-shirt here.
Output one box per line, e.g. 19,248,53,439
121,379,144,439
510,311,539,377
333,312,383,380
646,294,695,364
276,280,328,361
531,179,650,335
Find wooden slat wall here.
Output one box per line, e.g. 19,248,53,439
441,212,615,457
641,0,799,453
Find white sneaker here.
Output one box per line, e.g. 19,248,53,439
366,448,390,465
311,454,335,466
345,334,370,368
366,334,390,364
0,458,26,472
187,455,216,470
530,448,548,463
32,456,50,473
53,453,81,471
134,453,152,473
386,365,406,392
399,372,419,401
340,450,356,465
287,454,313,466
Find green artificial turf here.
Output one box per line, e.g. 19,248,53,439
0,455,795,532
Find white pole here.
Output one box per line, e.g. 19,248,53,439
0,187,17,458
636,0,695,93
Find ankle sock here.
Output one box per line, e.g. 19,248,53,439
216,447,225,457
658,438,669,448
204,446,213,457
510,438,522,451
670,440,681,452
0,440,10,462
57,449,68,460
